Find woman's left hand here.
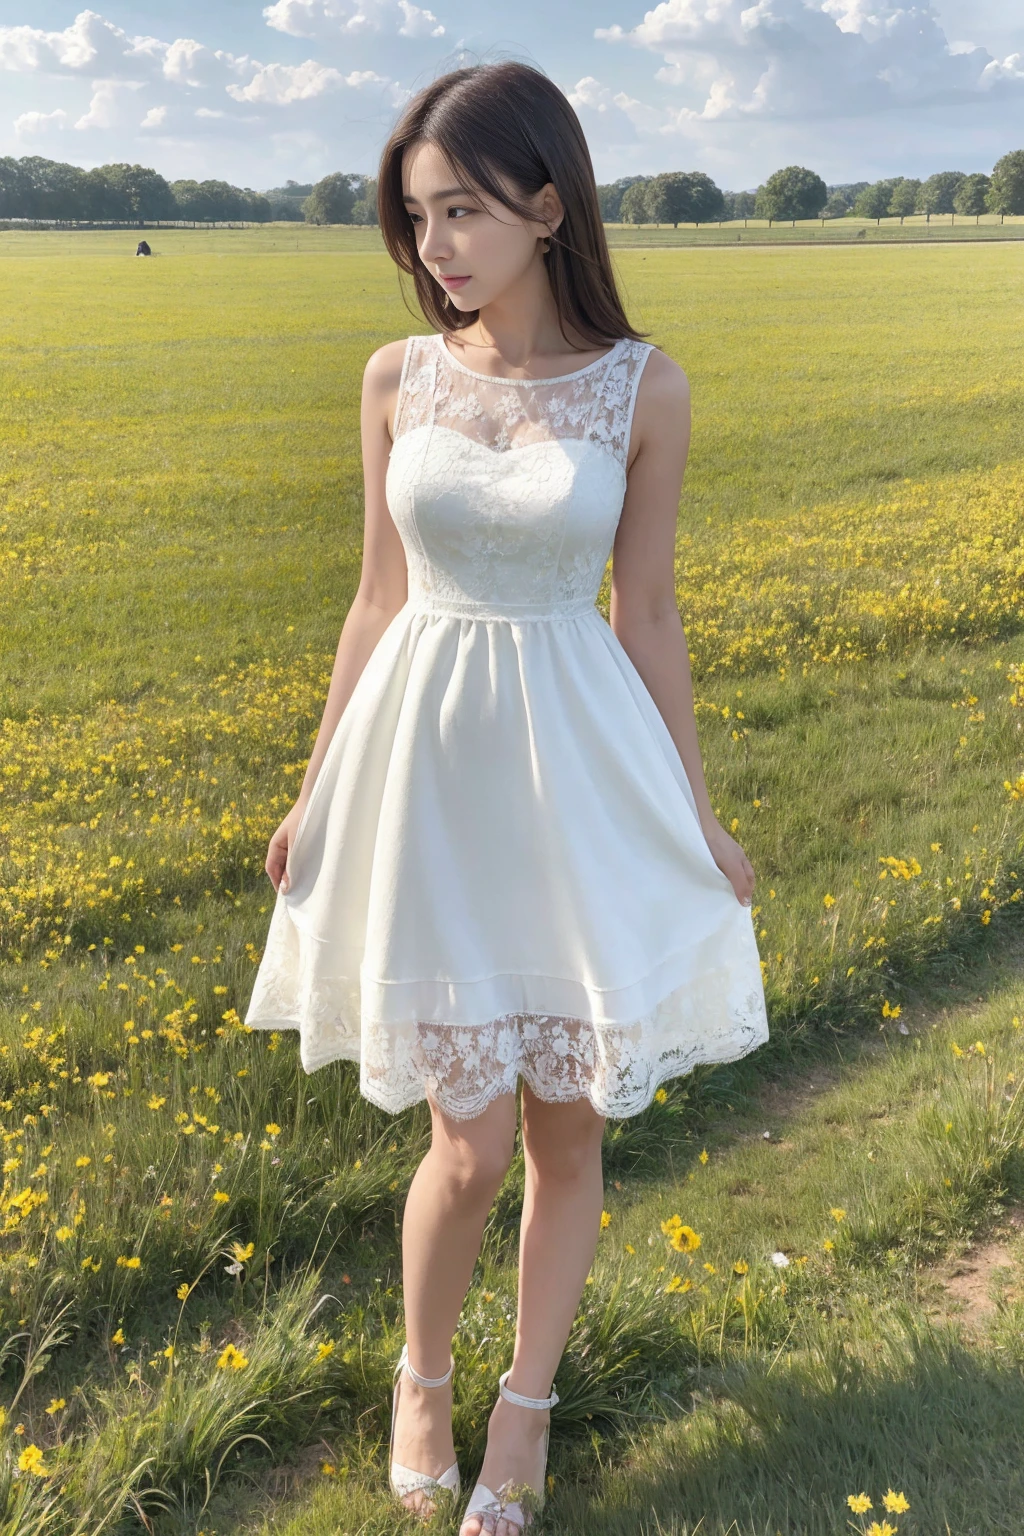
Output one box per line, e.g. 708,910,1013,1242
701,820,755,907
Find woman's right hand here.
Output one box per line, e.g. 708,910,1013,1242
266,803,305,895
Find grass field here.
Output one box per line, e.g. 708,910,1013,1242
2,232,1024,1534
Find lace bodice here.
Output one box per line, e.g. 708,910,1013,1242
385,332,655,620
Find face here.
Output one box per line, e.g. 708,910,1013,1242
401,138,564,312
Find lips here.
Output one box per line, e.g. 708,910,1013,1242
438,274,471,289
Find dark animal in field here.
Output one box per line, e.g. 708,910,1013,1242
136,240,152,256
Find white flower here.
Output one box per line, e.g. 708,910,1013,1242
770,1251,790,1267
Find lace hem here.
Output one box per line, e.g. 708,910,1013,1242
243,898,770,1121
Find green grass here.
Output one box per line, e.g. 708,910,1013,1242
2,233,1024,1533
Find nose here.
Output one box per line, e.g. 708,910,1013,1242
418,214,454,268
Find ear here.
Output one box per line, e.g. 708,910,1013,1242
536,180,565,238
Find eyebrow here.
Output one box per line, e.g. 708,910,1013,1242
402,187,475,204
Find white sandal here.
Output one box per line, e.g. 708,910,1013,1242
390,1342,461,1516
459,1369,559,1533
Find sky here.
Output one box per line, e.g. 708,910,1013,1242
0,1,1022,192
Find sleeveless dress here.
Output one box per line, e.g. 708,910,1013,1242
243,331,769,1120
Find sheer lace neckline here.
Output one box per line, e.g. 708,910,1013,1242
436,331,624,386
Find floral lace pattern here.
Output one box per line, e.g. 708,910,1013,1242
244,892,769,1120
384,334,653,617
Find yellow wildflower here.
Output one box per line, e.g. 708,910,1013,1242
882,1491,910,1514
847,1493,872,1513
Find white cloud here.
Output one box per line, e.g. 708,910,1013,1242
981,51,1024,83
140,104,168,128
0,9,132,73
226,59,347,103
397,2,445,38
262,0,442,38
595,0,1024,122
196,107,227,118
565,75,665,134
13,107,68,136
75,79,142,131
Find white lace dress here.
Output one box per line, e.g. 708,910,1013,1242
243,331,769,1120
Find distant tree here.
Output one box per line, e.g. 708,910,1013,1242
823,190,852,219
722,190,757,220
952,173,990,219
171,179,266,222
887,178,921,222
986,150,1024,215
619,179,652,226
100,163,175,223
596,176,645,223
853,179,898,221
755,165,827,223
645,171,724,226
350,175,378,225
304,172,358,225
919,171,965,218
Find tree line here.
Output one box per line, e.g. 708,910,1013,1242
2,151,1023,229
0,157,381,226
599,151,1024,226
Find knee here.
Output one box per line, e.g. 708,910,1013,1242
433,1131,514,1206
522,1117,604,1185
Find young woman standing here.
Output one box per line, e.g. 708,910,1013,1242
245,60,768,1536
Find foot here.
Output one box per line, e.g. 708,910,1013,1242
459,1394,550,1536
392,1368,457,1519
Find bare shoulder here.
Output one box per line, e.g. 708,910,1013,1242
362,337,412,440
362,337,409,393
626,345,690,471
634,344,689,415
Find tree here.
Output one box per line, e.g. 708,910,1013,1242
350,176,378,225
619,179,651,226
596,176,645,223
919,171,965,217
887,178,921,222
644,170,723,226
953,173,990,219
823,190,853,219
853,179,898,222
986,150,1024,215
304,172,358,225
755,166,827,223
100,163,175,223
722,190,757,220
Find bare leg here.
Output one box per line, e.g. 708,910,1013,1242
460,1086,606,1536
393,1090,518,1516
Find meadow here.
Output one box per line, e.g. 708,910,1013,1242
1,230,1024,1535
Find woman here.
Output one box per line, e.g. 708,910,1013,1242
244,59,769,1536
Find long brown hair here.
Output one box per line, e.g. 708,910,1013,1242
376,61,648,348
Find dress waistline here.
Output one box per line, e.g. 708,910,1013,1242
406,593,599,622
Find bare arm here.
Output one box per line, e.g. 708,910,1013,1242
609,350,754,907
268,338,410,892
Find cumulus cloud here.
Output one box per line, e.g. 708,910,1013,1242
13,107,68,137
262,0,443,38
0,3,415,148
595,0,1024,123
0,10,251,87
565,75,665,133
0,9,130,73
227,60,347,103
75,79,142,131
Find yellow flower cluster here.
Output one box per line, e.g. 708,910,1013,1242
671,466,1024,679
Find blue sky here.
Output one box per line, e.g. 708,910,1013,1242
1,1,1022,191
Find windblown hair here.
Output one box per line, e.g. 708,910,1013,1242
376,60,648,347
